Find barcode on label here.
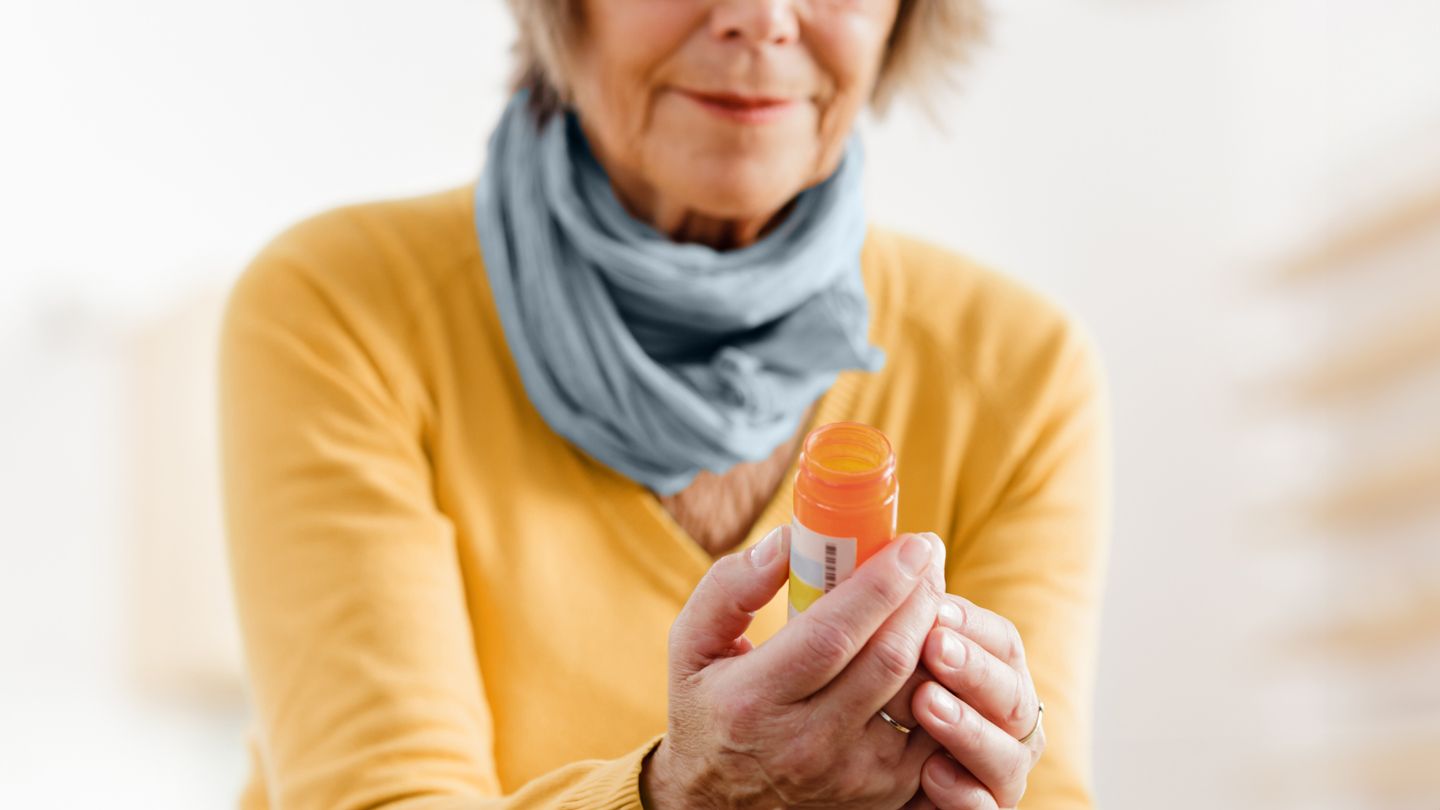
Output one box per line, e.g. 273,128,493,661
789,521,856,618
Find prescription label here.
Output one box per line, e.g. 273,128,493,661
787,517,857,618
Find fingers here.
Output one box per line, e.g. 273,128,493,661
874,717,944,800
669,525,790,678
816,535,946,722
912,681,1030,808
920,754,999,810
817,582,935,723
876,665,933,731
749,532,935,702
936,595,1027,670
871,533,949,728
921,627,1040,741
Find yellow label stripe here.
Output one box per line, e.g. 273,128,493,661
788,570,825,613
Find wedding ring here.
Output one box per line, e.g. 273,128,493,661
877,708,912,735
1018,700,1045,745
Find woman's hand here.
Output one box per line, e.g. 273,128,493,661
906,594,1046,810
643,528,949,809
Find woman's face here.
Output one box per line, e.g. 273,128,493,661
568,0,900,224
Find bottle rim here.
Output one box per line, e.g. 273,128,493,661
798,421,896,488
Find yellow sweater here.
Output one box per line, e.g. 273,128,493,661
220,185,1110,810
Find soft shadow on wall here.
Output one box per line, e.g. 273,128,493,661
1241,118,1440,808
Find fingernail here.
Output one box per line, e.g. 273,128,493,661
940,630,966,669
939,600,964,629
924,532,946,561
931,689,961,724
751,526,784,567
930,757,958,788
898,534,931,576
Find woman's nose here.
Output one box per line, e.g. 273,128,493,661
709,0,800,47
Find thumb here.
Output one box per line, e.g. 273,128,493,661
669,525,790,677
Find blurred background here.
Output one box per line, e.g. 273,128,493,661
3,1,1439,807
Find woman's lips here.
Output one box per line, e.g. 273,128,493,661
678,90,798,124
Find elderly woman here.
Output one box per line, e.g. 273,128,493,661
220,1,1109,808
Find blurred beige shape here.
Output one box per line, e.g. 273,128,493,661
1250,122,1440,809
124,286,245,708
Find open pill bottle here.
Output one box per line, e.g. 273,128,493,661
788,421,898,617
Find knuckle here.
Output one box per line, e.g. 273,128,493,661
776,737,828,788
1033,725,1048,757
829,759,870,801
999,617,1025,663
704,559,745,607
998,767,1029,807
862,567,915,611
914,570,943,599
802,614,858,666
1005,677,1030,730
956,708,986,752
997,744,1033,800
870,631,918,683
1006,749,1029,785
716,688,762,725
924,758,968,805
957,782,992,810
689,565,721,603
872,733,906,770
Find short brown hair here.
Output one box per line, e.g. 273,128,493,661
505,0,990,121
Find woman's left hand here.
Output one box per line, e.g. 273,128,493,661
905,593,1046,809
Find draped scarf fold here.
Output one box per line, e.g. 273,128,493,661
475,92,884,495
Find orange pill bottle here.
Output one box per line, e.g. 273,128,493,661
788,421,899,617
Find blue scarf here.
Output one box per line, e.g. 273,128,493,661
475,92,884,495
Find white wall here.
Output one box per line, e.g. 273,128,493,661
4,2,1438,808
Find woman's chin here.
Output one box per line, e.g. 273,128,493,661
665,173,808,225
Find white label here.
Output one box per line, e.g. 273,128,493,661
787,517,857,617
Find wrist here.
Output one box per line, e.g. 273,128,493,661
640,737,687,809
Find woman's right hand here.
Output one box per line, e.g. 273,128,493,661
642,526,948,809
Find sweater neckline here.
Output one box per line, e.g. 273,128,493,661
584,366,864,645
577,232,891,644
643,365,860,568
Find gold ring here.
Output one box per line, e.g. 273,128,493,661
1018,700,1044,745
877,708,912,735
